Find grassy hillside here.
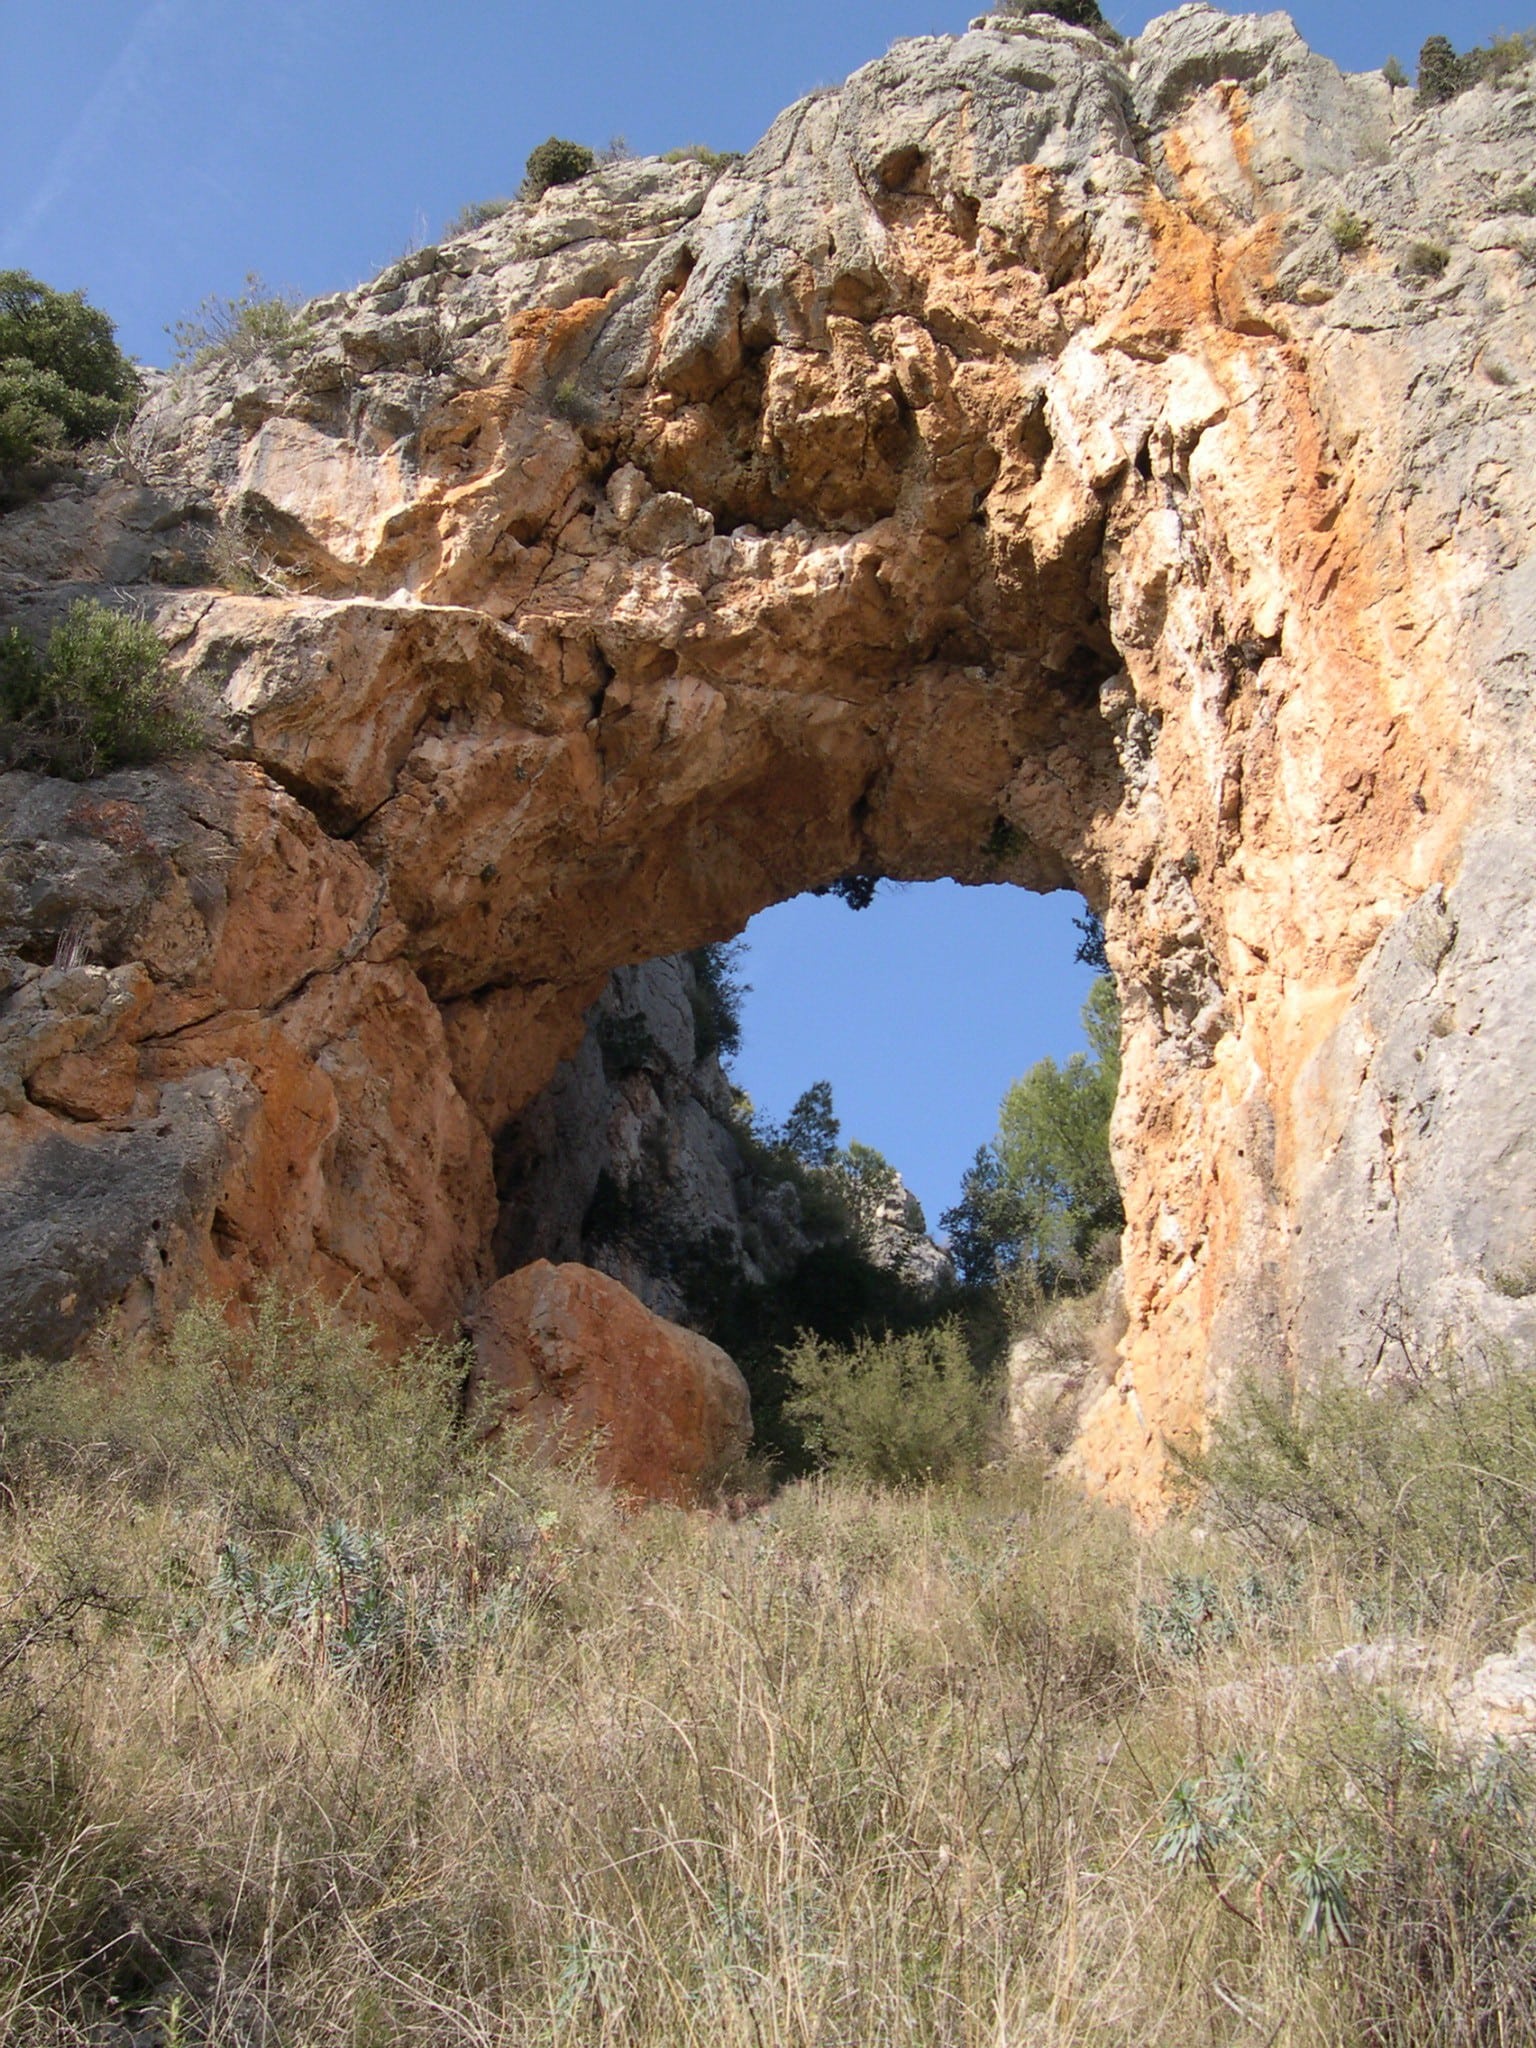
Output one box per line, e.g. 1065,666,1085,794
1,1295,1533,2043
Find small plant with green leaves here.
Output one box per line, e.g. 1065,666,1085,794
1382,54,1410,89
210,1520,434,1693
520,137,596,201
549,374,600,425
0,271,138,486
1138,1570,1238,1660
1402,239,1452,280
446,197,512,236
168,272,310,369
660,146,741,172
1507,185,1536,217
1154,1755,1358,1952
1329,209,1371,255
0,601,198,780
783,1319,993,1485
982,815,1025,865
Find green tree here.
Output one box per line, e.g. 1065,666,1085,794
942,1146,1036,1287
830,1139,902,1245
784,1081,840,1167
1416,34,1467,104
0,272,138,483
686,942,748,1063
942,976,1123,1287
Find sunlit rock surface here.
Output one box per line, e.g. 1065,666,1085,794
2,5,1534,1508
469,1258,752,1505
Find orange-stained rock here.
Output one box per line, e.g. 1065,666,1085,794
469,1260,751,1505
5,12,1536,1510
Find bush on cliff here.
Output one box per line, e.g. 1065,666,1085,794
0,272,138,489
0,601,198,779
999,0,1113,32
520,137,596,200
168,273,310,369
686,940,747,1062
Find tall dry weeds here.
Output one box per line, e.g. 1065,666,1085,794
0,1299,1531,2043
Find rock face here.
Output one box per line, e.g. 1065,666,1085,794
1449,1628,1536,1749
469,1259,752,1503
2,7,1535,1507
863,1175,955,1292
491,953,820,1327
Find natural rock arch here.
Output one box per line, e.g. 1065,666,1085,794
2,8,1533,1509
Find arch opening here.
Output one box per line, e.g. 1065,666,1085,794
488,879,1126,1466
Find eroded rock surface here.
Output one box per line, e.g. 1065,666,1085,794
2,6,1534,1505
470,1258,752,1503
491,953,822,1325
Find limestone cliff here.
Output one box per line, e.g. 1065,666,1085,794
490,952,818,1326
2,4,1534,1509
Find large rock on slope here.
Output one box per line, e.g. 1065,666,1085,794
2,6,1535,1507
469,1259,752,1504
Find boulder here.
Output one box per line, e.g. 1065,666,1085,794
1448,1627,1536,1749
469,1259,751,1505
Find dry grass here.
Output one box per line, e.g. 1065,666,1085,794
1,1300,1534,2044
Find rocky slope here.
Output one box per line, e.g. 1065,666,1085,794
2,4,1534,1508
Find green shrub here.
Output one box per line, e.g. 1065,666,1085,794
0,601,198,780
446,197,511,236
1182,1353,1536,1617
1402,239,1452,279
1,1289,484,1541
595,1008,659,1078
783,1320,993,1485
999,0,1113,31
0,272,137,485
660,146,741,172
168,273,310,369
1417,34,1468,104
1382,55,1410,89
1475,30,1536,84
1507,185,1536,216
520,137,596,201
1330,209,1371,254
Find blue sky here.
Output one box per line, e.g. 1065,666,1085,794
1,0,1520,1222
